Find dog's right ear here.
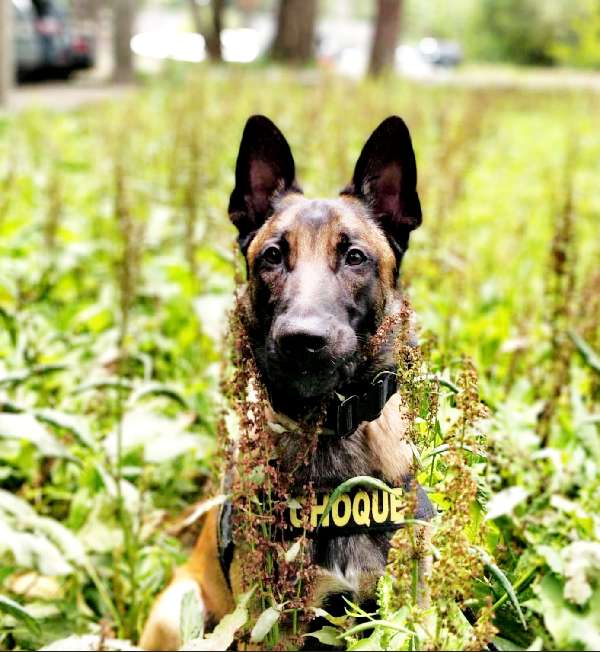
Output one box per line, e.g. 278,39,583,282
342,116,421,265
228,115,300,253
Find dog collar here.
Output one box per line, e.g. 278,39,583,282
266,371,398,439
323,370,398,438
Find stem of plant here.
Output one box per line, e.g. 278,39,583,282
492,564,538,612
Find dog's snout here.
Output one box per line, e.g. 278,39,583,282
278,331,328,358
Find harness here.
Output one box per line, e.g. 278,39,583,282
216,372,436,587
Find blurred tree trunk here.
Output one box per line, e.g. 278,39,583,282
0,0,12,108
207,0,224,61
113,0,136,82
271,0,318,63
187,0,224,61
369,0,402,76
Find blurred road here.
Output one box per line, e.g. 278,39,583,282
9,81,134,112
6,4,600,113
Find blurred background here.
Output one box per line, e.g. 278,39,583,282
2,0,600,108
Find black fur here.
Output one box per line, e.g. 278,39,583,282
228,115,301,254
228,116,426,620
342,115,422,269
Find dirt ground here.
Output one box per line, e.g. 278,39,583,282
8,79,135,112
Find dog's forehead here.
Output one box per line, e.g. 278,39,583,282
247,195,394,275
265,196,372,239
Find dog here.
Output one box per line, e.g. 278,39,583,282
140,114,433,650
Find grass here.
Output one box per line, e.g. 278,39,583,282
0,66,599,650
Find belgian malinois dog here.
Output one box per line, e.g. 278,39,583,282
140,115,433,650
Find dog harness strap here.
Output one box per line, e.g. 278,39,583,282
281,482,435,539
326,371,398,438
216,484,435,578
217,501,234,590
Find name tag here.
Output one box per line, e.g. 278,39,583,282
285,487,405,536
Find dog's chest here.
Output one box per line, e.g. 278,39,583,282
279,427,403,583
227,394,414,601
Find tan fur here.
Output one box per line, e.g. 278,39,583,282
247,196,397,291
363,393,413,483
139,392,429,650
140,507,234,650
141,198,422,651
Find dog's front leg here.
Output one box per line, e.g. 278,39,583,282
140,506,234,650
140,569,205,651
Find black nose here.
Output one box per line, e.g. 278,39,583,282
278,332,328,358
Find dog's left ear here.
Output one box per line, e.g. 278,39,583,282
229,115,301,253
343,116,421,259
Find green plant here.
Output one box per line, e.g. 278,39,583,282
0,69,598,650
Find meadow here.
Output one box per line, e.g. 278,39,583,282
0,68,599,650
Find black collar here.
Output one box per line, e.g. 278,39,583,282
323,370,398,438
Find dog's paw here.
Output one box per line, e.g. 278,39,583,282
139,578,204,651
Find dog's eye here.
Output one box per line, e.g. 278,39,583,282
263,246,283,265
345,248,367,266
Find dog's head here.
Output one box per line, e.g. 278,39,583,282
228,115,421,403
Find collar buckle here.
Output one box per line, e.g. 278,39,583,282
336,395,358,438
331,371,397,438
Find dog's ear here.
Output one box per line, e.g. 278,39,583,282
228,115,300,253
343,116,421,260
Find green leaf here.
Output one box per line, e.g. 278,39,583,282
341,619,412,638
35,516,88,567
0,412,73,459
493,635,525,651
304,626,342,647
129,382,189,408
186,586,255,650
250,605,282,643
0,520,74,576
284,540,302,563
422,442,487,460
0,307,17,346
532,574,600,649
472,546,527,630
0,364,67,388
73,378,133,394
180,589,204,644
0,594,41,636
312,607,349,628
484,486,528,521
424,373,460,393
33,409,96,449
537,545,563,574
40,634,141,651
570,330,600,375
0,488,37,519
347,628,384,651
0,412,72,459
103,408,213,464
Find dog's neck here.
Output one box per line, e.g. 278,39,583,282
264,366,399,442
265,364,395,426
260,318,402,430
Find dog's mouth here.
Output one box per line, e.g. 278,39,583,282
263,348,359,400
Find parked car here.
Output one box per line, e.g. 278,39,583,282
417,37,463,67
13,0,96,81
